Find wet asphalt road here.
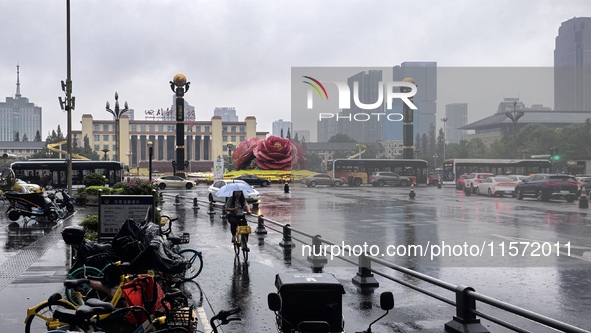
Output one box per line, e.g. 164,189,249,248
0,183,590,332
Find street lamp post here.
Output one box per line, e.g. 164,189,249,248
126,151,132,169
227,142,234,172
170,74,190,177
401,77,416,159
440,117,448,161
433,154,438,169
105,92,129,163
148,141,153,183
505,101,525,159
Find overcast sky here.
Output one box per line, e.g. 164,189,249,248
0,0,589,139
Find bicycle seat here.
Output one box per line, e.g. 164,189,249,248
85,298,115,312
92,243,113,252
76,304,113,320
63,278,90,289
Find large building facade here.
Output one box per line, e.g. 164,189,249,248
554,17,591,111
76,114,261,171
0,66,42,142
272,119,293,138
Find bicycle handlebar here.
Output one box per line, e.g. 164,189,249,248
210,307,241,330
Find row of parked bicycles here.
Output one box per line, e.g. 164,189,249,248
23,214,209,333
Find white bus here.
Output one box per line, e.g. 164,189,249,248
441,159,552,185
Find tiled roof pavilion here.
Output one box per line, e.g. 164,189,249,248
460,111,591,132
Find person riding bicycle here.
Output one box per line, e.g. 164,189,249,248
224,190,252,245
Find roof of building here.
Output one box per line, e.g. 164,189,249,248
461,111,591,130
304,142,384,151
0,141,46,149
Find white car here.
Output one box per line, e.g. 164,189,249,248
208,179,261,207
506,175,529,184
476,176,517,197
16,179,42,193
464,173,495,193
153,176,196,190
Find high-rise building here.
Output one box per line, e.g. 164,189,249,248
392,62,437,138
0,65,42,142
272,119,293,138
445,103,468,144
214,107,239,122
554,17,591,111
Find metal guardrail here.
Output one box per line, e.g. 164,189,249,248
166,193,590,333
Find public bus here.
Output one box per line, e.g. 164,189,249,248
329,158,429,186
10,160,124,188
441,159,552,185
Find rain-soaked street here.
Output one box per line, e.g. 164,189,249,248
0,183,590,332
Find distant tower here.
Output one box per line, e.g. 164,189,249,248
554,17,591,111
0,65,42,141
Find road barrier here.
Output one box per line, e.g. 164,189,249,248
162,193,590,333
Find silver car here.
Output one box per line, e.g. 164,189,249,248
153,175,196,189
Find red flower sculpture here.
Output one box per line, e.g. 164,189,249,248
254,136,294,170
232,137,260,170
232,136,307,170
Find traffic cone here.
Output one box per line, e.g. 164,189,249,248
579,186,588,208
174,194,181,206
437,177,442,189
409,183,416,199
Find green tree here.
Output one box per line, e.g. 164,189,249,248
304,152,323,172
420,133,428,159
286,128,291,139
428,124,436,158
14,131,19,142
22,133,28,142
466,138,487,158
436,128,445,158
280,128,284,138
34,130,42,142
328,134,357,142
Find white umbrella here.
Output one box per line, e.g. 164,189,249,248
215,182,256,197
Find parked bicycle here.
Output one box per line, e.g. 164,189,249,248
160,214,204,280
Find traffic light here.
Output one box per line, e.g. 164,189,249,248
554,148,560,160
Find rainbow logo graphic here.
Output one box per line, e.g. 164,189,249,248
302,76,328,108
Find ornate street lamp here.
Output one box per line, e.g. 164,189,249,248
101,148,110,161
227,142,234,172
170,74,190,177
126,151,133,169
105,92,129,163
505,101,525,159
147,141,154,183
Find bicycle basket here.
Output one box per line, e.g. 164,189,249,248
236,226,252,235
180,233,190,244
165,305,196,329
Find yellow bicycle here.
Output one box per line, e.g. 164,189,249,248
234,224,252,262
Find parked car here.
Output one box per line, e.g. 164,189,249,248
301,174,344,187
476,176,517,197
428,173,441,186
234,174,271,187
153,175,197,190
455,174,470,190
369,172,412,187
575,176,591,196
464,173,495,193
506,175,529,184
514,174,578,202
16,179,42,193
208,179,261,207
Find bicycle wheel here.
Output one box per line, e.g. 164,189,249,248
177,248,203,280
24,300,76,333
65,265,105,306
241,234,249,262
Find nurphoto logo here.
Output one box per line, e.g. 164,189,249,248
301,75,418,122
